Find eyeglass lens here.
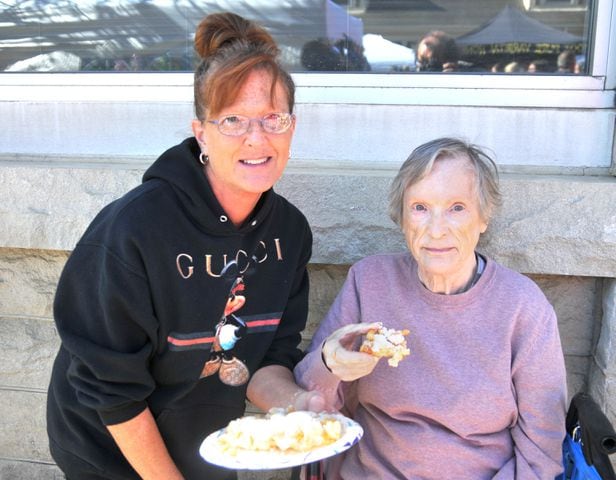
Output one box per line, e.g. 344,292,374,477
212,113,292,136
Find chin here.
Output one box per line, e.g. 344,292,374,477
419,260,459,277
244,174,282,193
245,179,276,194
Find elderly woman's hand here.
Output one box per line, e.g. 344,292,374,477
292,389,331,412
322,322,382,382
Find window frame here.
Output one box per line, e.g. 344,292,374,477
530,0,589,10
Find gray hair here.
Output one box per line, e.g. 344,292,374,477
388,137,502,226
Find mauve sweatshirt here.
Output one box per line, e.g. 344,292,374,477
295,252,567,480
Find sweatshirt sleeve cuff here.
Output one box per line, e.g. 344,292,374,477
98,400,148,426
295,349,342,403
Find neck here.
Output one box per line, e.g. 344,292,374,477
418,254,478,295
218,193,261,227
205,167,261,227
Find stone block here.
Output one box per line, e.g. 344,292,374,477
596,279,616,374
0,460,64,480
481,175,616,277
531,275,598,356
564,355,590,400
2,165,616,278
305,264,349,341
238,469,293,480
0,166,143,251
277,171,616,276
0,389,51,462
588,278,616,444
0,316,59,390
0,248,67,318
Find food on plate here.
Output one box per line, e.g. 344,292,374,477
216,410,343,455
360,326,410,367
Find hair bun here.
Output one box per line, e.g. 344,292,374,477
194,12,278,59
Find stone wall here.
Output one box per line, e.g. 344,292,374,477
0,250,607,479
0,161,615,478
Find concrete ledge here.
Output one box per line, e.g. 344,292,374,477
4,162,614,276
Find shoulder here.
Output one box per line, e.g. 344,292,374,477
487,258,554,313
88,180,169,234
350,252,409,279
62,184,170,280
75,180,174,265
490,259,545,295
272,192,309,224
270,192,312,242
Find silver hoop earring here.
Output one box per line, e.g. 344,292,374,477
199,152,209,166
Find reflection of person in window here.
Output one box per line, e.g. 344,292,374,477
334,34,371,72
491,62,503,73
301,39,345,71
416,30,460,72
301,35,370,72
504,61,525,73
557,50,576,74
528,59,550,73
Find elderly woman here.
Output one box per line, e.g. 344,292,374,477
295,138,567,479
47,12,320,480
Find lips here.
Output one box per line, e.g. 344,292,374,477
424,247,454,254
241,156,270,165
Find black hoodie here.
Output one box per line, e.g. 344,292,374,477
47,138,312,479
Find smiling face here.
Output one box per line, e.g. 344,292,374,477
192,68,295,222
402,154,488,294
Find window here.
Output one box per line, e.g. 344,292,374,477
0,0,613,170
0,0,592,75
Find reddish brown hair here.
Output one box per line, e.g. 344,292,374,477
193,12,295,119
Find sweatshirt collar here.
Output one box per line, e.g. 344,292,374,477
142,137,275,235
405,253,495,307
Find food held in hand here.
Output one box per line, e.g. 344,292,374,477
360,326,410,367
216,410,343,455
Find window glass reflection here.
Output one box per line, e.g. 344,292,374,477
0,0,591,74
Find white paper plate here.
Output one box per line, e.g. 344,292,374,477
199,413,363,470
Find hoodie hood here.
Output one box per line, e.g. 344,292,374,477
142,137,275,236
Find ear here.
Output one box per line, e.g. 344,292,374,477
289,114,297,137
479,218,488,234
191,119,207,152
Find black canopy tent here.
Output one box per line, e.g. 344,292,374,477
456,5,585,70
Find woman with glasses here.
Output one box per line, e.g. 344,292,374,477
295,138,567,479
47,12,323,480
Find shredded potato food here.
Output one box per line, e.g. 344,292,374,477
217,410,343,455
360,326,410,367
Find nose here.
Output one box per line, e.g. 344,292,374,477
246,118,268,133
244,119,267,144
427,211,447,238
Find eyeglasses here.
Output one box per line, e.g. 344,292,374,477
207,112,295,137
